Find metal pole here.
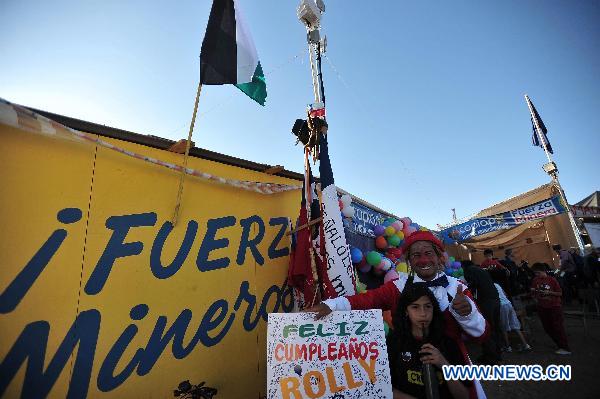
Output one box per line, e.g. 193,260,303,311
307,41,321,103
555,182,585,254
524,94,585,254
315,44,326,106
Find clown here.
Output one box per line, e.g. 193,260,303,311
307,230,489,398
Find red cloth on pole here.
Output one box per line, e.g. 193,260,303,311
287,186,316,307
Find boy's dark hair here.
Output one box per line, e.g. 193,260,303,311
461,260,475,268
505,249,513,256
531,262,548,272
483,249,493,256
390,285,445,350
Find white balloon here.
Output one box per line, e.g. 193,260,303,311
342,206,355,218
340,194,352,207
380,257,392,272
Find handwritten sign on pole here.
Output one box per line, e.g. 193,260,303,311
267,310,392,399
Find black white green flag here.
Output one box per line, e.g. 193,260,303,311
200,0,267,105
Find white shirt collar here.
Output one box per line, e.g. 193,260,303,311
413,271,445,284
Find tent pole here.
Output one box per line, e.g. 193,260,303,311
524,94,584,255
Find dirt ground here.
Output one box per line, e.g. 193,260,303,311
466,304,600,399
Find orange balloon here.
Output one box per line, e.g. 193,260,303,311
376,236,388,250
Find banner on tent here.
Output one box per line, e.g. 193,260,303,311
441,195,567,243
347,201,386,238
266,310,392,399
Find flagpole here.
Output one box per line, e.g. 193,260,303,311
172,80,203,226
308,42,322,104
524,94,585,254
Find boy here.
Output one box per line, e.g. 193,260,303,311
530,262,571,355
495,283,531,352
481,249,510,297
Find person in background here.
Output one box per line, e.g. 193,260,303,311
569,247,585,290
462,260,502,365
552,244,577,305
481,249,510,297
515,260,534,295
583,247,600,288
530,262,571,355
494,283,531,353
388,285,470,399
500,249,519,300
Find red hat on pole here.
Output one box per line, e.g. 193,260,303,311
401,230,444,254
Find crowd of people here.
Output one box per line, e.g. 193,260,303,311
306,233,600,399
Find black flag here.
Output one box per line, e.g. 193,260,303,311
529,99,553,154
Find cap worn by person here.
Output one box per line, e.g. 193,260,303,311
401,230,444,253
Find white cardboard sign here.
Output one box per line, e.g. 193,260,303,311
267,310,392,399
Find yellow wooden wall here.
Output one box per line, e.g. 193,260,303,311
0,122,300,398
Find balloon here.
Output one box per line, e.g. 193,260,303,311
374,225,385,236
452,270,461,278
375,236,388,250
396,261,409,273
385,226,396,236
382,219,392,227
391,221,404,231
338,199,344,210
444,267,453,275
384,269,399,283
453,261,461,269
340,194,352,206
411,223,420,230
387,234,401,247
458,268,464,276
376,258,391,273
402,217,412,226
449,256,455,263
395,231,405,240
366,251,382,266
405,226,417,236
350,247,363,264
358,262,372,273
420,226,429,231
342,206,355,218
380,257,393,272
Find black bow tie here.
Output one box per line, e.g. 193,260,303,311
414,275,449,288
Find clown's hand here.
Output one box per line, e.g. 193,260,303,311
304,302,332,320
451,285,472,316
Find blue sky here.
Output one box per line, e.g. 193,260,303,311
1,0,598,228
